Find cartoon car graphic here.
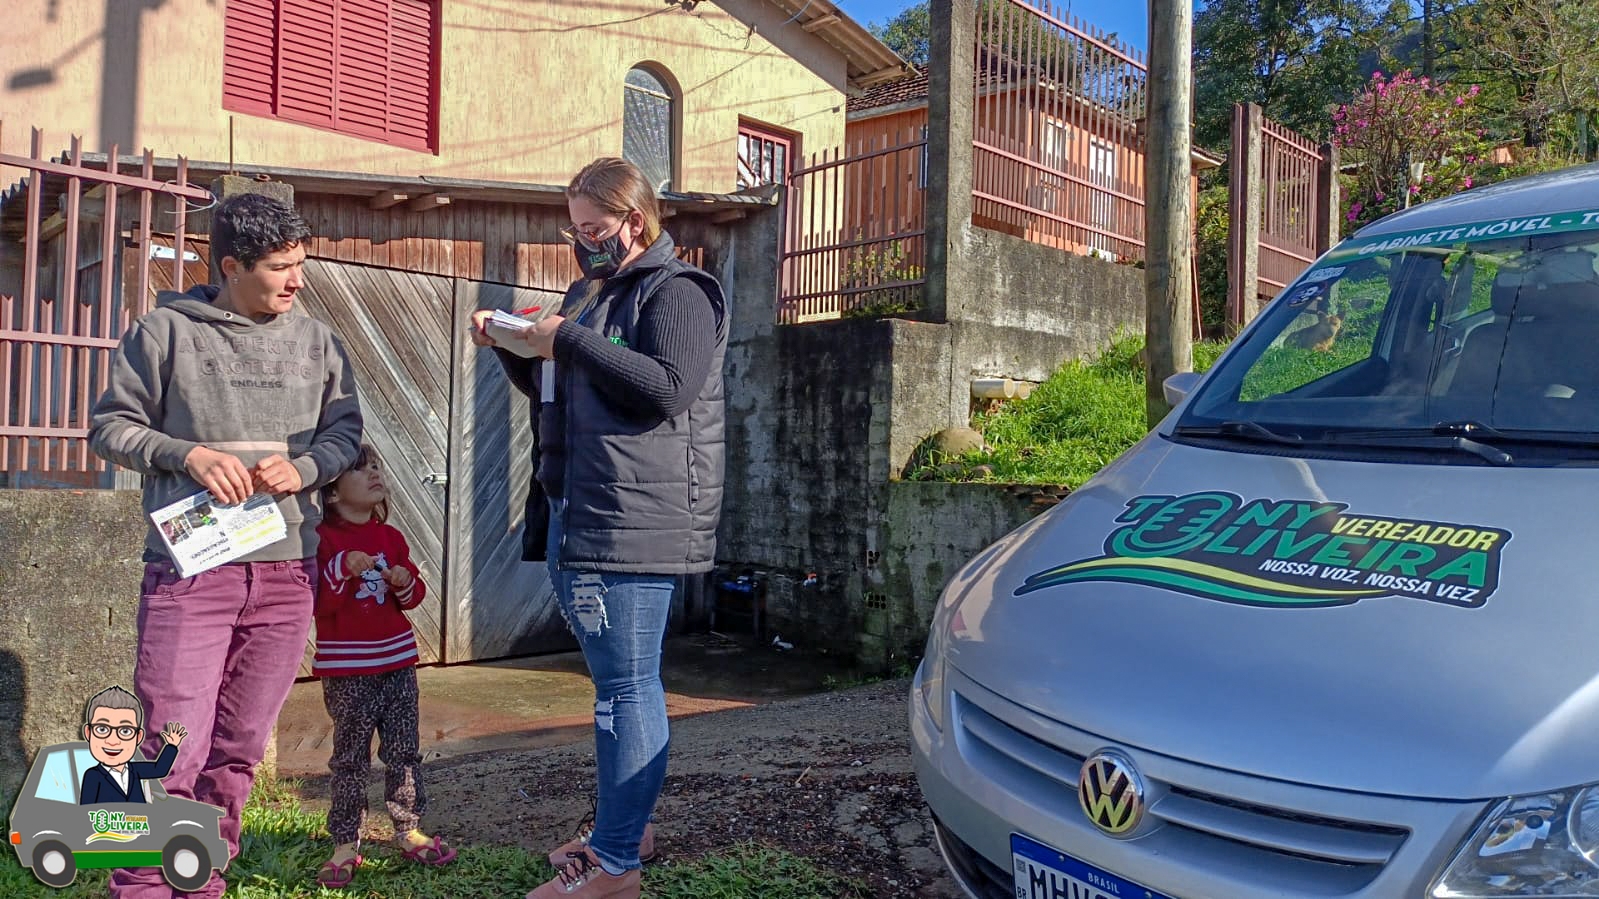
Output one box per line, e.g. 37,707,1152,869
8,741,227,891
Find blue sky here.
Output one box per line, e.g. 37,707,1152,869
835,0,1149,55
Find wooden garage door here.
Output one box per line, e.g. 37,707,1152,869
291,259,452,672
296,261,572,668
445,280,572,660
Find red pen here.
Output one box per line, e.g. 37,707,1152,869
516,306,542,315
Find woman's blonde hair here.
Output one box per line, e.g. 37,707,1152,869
567,157,663,247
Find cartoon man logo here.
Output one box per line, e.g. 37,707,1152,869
78,686,186,805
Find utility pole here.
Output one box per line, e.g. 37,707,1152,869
1144,0,1194,427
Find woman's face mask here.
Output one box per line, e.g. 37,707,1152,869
564,215,636,280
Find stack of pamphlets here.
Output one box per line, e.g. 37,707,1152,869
486,309,538,357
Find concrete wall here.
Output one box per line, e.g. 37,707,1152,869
717,176,1137,664
0,490,145,815
876,482,1048,653
1,0,848,194
949,225,1145,386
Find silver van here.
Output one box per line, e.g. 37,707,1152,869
911,163,1599,899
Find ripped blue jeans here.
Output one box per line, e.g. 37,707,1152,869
546,502,674,873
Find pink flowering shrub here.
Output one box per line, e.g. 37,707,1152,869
1333,70,1494,230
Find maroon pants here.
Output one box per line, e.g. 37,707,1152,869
109,558,315,899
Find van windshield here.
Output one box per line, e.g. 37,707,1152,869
1180,212,1599,454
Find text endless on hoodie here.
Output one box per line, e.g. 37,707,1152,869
89,285,363,563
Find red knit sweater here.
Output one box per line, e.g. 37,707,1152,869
312,514,424,678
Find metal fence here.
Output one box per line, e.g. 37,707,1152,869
971,0,1148,262
0,123,212,486
777,128,928,324
1228,103,1339,326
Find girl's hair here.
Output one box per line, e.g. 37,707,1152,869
566,157,663,246
323,443,387,524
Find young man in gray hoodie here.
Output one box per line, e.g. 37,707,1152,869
88,193,363,899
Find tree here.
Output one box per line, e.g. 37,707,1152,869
1334,69,1492,229
870,2,930,69
1192,0,1408,149
1449,0,1599,161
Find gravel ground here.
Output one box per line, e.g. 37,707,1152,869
294,677,963,898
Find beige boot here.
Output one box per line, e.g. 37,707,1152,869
527,848,640,899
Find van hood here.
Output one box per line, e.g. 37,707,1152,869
946,435,1599,800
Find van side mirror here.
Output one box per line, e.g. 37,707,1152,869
1163,372,1203,407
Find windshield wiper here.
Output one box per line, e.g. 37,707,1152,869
1174,420,1303,446
1317,420,1515,464
1432,420,1507,439
1430,420,1599,447
1445,436,1514,465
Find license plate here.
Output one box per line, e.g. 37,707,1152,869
1011,832,1176,899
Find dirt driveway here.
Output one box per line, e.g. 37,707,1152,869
292,677,963,898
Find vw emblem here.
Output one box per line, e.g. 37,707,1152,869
1078,749,1145,836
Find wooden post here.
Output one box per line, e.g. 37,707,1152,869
1226,103,1263,329
1144,0,1194,427
1316,142,1341,254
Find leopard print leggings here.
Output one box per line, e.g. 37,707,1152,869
321,666,425,844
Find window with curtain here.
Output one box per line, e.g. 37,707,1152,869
737,122,793,190
222,0,439,152
623,66,675,192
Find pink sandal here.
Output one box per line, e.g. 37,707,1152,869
316,853,362,888
401,834,457,866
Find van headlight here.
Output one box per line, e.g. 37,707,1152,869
1433,786,1599,896
916,625,946,732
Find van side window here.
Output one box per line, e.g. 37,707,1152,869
32,750,77,804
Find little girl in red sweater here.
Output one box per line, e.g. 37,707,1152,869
313,444,456,888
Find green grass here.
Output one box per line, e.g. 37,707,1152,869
2,776,862,898
647,843,866,899
905,334,1228,487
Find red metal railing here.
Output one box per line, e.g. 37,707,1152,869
777,128,928,324
972,0,1148,261
1258,117,1325,294
1,123,213,485
1227,104,1337,325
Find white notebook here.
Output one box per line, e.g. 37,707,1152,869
485,309,537,357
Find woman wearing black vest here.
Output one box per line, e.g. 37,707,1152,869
471,157,728,899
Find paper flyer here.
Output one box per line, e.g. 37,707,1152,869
150,490,287,578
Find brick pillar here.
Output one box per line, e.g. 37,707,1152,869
1226,103,1264,329
925,0,976,325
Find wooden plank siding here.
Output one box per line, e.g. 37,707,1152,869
295,195,713,294
296,197,585,291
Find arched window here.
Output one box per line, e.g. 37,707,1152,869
623,66,675,192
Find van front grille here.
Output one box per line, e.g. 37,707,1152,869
954,690,1411,889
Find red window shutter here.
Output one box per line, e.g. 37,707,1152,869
222,0,436,152
222,0,276,115
277,0,337,129
387,0,437,150
334,0,393,140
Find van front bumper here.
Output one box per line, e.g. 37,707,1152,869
911,665,1494,899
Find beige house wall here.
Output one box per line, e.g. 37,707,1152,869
1,0,849,194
